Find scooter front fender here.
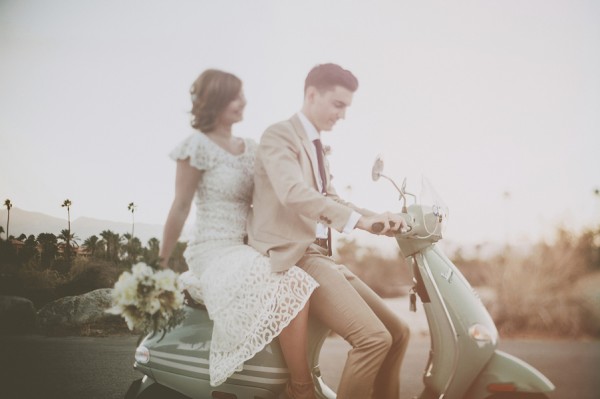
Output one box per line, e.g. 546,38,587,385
465,350,555,398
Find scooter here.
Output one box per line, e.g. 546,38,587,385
124,157,555,399
369,156,554,399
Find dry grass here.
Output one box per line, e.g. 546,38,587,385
484,228,599,338
337,227,600,338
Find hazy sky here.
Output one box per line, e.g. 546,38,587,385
1,0,599,249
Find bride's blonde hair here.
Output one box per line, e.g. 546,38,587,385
190,69,242,133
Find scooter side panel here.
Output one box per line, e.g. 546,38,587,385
416,252,460,396
140,306,290,398
136,305,337,399
418,247,498,398
151,367,279,399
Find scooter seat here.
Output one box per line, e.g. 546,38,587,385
183,290,207,311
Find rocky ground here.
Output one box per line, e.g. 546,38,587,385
0,289,130,336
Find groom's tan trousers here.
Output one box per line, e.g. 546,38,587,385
297,244,410,399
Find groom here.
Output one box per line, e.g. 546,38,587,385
248,63,410,399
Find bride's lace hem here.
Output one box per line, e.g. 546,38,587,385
209,265,318,386
178,260,318,387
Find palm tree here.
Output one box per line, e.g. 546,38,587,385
128,202,137,239
111,231,122,262
100,230,112,260
18,234,38,265
58,229,79,255
83,235,101,258
4,199,12,239
61,199,72,232
37,233,58,269
61,199,73,264
100,230,120,262
99,230,112,260
122,233,141,263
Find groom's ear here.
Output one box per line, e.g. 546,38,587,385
305,86,318,103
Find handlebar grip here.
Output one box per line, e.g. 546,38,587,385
372,222,384,233
372,221,395,233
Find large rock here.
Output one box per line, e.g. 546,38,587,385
0,295,36,334
36,288,125,335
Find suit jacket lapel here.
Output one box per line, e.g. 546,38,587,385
290,115,321,190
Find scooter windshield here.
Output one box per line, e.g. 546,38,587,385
419,176,449,237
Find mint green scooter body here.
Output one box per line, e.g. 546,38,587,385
399,204,554,399
130,305,335,399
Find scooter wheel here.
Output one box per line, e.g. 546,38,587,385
125,379,190,399
124,379,142,399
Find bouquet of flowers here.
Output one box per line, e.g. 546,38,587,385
107,262,185,337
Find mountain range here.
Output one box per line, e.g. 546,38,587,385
0,207,165,244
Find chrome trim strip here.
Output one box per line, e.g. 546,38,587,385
151,350,208,364
151,357,289,385
150,350,289,373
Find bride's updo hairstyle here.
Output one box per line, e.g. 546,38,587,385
190,69,242,133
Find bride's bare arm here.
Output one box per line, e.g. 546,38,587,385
159,159,203,269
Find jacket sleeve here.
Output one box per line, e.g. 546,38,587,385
258,123,354,232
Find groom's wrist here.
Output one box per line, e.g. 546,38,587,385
343,211,362,233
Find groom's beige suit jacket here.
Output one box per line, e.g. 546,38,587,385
247,114,374,273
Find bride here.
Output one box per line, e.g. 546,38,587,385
159,69,318,399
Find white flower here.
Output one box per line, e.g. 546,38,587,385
132,262,154,278
107,262,185,334
147,298,161,315
154,269,179,292
112,272,138,305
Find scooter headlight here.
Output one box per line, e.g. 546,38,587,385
468,324,497,344
135,345,150,364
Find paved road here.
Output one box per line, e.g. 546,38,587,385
0,334,598,399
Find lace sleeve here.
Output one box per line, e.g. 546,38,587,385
245,137,258,157
169,133,216,171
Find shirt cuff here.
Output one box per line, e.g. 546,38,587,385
343,211,362,234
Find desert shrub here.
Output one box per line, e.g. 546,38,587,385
488,227,599,337
0,240,18,268
15,266,68,307
56,258,123,298
335,238,411,297
572,271,600,336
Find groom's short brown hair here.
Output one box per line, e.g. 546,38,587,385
304,63,359,94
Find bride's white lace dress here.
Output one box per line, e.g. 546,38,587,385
170,132,318,387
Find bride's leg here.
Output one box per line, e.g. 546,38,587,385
277,300,316,399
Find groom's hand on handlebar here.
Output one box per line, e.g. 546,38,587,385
357,212,407,236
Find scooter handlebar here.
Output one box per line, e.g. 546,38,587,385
372,215,413,234
372,221,393,233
